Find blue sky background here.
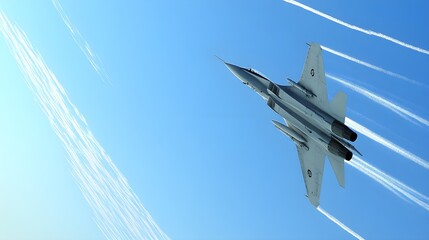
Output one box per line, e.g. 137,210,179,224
1,0,428,239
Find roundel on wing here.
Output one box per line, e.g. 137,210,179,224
307,169,312,178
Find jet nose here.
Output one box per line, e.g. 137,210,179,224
225,62,241,76
217,56,252,84
223,62,248,83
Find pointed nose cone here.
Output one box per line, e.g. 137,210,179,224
216,56,244,79
217,57,251,84
224,62,242,77
223,62,249,84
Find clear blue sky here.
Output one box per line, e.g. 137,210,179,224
1,0,428,239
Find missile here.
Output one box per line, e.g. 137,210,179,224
272,120,306,143
272,120,309,151
287,78,316,98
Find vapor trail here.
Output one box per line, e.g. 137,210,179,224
317,207,364,240
0,12,169,240
327,74,429,128
52,0,110,83
345,117,429,170
348,156,429,211
320,45,422,86
283,0,429,56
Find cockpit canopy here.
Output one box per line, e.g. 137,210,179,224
247,68,269,80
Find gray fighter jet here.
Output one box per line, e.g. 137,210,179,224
221,43,361,207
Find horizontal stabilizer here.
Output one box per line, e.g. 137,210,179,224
328,155,345,188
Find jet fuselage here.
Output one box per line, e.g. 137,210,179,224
224,62,353,161
221,43,360,207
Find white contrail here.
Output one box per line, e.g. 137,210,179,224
327,74,429,128
317,207,365,240
348,156,429,211
52,0,110,83
345,118,429,170
320,45,422,86
283,0,429,56
0,12,169,240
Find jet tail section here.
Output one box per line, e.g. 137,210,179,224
328,155,345,188
329,91,347,123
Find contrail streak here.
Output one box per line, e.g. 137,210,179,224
320,45,422,86
283,0,429,56
317,207,365,240
0,12,169,240
52,0,110,83
345,118,429,170
327,74,429,128
348,156,429,211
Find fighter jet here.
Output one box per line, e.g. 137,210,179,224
221,43,361,207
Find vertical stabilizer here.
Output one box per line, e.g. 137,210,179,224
328,155,345,188
330,91,347,123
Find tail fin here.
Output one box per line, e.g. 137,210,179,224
328,155,345,188
329,91,347,123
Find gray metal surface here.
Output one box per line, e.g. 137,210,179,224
221,42,360,207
